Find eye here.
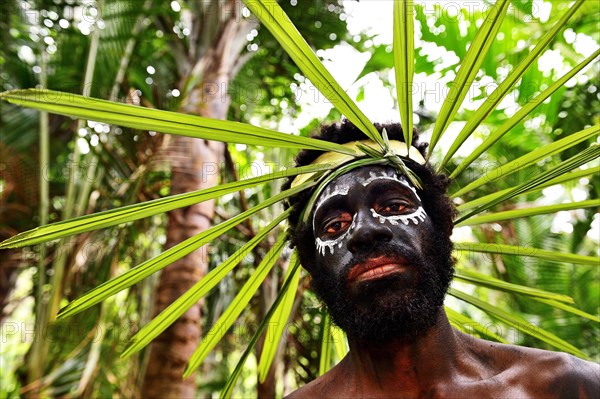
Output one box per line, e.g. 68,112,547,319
376,201,409,216
322,213,352,236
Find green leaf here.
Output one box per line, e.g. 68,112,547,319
454,268,573,303
428,0,510,153
57,182,314,320
449,288,587,358
445,306,508,343
0,89,357,155
219,257,302,399
456,168,596,213
439,0,585,170
454,143,600,222
331,324,348,362
122,211,291,358
532,298,600,323
454,242,599,266
257,254,301,383
452,125,599,198
449,48,600,178
241,0,383,147
0,164,332,249
319,312,333,376
393,0,415,152
455,199,600,227
184,234,288,378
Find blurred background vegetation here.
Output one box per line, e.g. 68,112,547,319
0,0,598,397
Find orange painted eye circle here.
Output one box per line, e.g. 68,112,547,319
376,202,408,216
323,213,352,236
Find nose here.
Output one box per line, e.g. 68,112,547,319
347,208,393,253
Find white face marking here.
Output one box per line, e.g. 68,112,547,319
358,170,421,201
370,206,427,226
312,182,351,232
315,214,357,256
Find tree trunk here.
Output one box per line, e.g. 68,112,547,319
142,4,255,397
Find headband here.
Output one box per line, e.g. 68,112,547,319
290,139,426,188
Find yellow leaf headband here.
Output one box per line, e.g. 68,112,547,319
291,139,427,188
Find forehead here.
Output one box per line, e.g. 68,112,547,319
315,166,416,207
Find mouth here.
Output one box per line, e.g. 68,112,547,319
347,255,410,284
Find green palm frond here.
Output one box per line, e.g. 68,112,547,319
449,47,600,178
456,168,596,213
257,256,302,383
456,200,600,227
184,234,288,377
428,0,510,153
393,0,415,149
0,164,330,249
220,255,302,399
449,288,586,358
0,89,357,154
1,0,598,392
56,181,315,320
242,0,383,147
121,210,292,358
439,0,586,170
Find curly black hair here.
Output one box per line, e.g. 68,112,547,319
281,120,456,272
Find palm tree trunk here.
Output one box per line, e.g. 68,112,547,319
142,4,255,396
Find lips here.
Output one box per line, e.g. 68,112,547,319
347,255,410,284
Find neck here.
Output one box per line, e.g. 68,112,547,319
343,309,462,392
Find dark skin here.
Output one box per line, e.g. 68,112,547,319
287,166,600,399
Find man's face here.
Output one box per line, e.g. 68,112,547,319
309,165,454,341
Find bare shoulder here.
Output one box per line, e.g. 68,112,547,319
284,360,349,399
284,373,339,399
284,377,323,399
463,333,600,398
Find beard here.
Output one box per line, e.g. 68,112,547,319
310,229,454,342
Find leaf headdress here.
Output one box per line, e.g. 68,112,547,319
1,0,598,396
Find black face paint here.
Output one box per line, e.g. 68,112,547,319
310,166,454,341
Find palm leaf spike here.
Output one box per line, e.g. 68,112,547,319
452,125,599,200
444,307,508,343
449,288,587,358
454,143,600,223
438,0,586,170
450,48,600,178
0,89,358,155
331,324,348,360
257,254,302,382
453,242,598,266
428,0,510,154
319,312,334,375
183,234,288,378
393,0,415,152
241,0,384,149
0,164,334,249
455,199,600,227
453,268,574,303
220,257,302,399
121,210,292,358
532,298,600,323
56,180,317,320
456,168,596,213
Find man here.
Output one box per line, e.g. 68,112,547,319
281,121,599,398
